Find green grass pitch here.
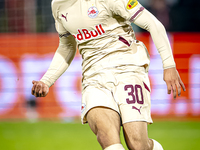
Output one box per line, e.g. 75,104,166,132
0,121,199,150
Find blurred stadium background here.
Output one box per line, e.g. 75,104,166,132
0,0,200,149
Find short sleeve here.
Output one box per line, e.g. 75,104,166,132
108,0,144,22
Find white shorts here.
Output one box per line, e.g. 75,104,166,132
81,65,153,124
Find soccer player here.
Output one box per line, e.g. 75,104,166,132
31,0,186,149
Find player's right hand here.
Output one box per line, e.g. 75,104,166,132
31,80,49,97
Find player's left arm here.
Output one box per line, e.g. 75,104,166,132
132,5,186,99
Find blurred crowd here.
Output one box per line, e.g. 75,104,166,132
0,0,54,32
0,0,200,33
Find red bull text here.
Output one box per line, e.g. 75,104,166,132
73,24,105,41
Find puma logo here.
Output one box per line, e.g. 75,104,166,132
62,13,68,21
132,106,142,114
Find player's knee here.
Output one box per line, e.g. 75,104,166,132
127,139,151,150
96,130,115,144
96,130,107,145
96,129,121,149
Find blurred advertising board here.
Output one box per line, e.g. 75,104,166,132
0,33,199,120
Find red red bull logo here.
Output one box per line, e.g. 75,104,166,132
73,24,105,41
87,6,99,18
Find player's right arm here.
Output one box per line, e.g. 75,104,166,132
31,34,77,97
31,1,77,97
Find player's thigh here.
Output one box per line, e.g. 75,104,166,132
81,86,120,123
123,121,153,150
86,107,121,148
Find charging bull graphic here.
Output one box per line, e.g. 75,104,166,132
87,6,99,18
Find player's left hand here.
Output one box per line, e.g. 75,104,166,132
163,67,186,99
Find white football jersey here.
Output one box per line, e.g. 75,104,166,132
51,0,150,76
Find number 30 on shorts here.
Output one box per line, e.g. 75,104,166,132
124,84,144,104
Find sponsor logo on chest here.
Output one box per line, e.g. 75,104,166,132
73,24,105,41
